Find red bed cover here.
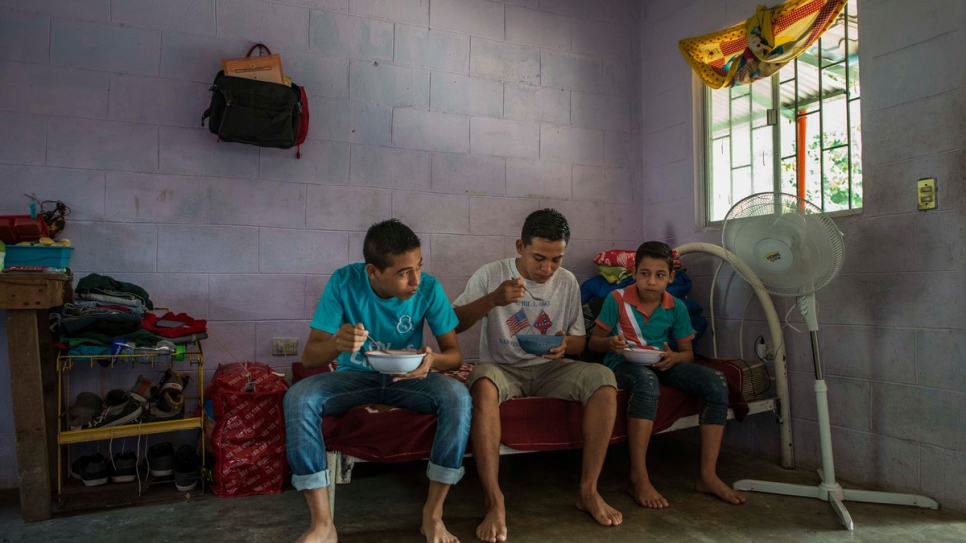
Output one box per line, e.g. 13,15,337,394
292,358,750,463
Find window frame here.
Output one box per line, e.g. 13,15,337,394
698,4,862,228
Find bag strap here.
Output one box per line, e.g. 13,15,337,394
246,43,272,57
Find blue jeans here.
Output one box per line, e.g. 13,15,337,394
283,369,472,491
612,360,729,425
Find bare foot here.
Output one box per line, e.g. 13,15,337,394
421,517,459,543
575,490,623,526
295,524,337,543
695,475,746,504
628,479,669,508
475,502,507,542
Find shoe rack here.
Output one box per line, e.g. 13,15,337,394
55,335,207,509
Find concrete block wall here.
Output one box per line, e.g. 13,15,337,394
641,0,966,512
0,0,643,487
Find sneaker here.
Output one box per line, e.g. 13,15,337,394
109,451,138,483
157,368,190,395
141,389,185,422
147,442,175,477
128,375,158,405
68,392,102,430
89,389,143,428
71,453,109,487
174,445,199,491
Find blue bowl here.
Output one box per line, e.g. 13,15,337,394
516,334,564,355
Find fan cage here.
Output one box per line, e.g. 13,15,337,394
722,193,844,297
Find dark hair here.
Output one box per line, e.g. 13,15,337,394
635,241,674,271
363,219,421,271
521,208,570,246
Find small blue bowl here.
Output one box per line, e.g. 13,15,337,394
516,334,564,355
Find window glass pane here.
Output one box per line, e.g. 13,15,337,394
802,111,822,204
820,15,847,66
731,84,750,98
850,99,863,208
823,147,851,212
733,166,753,204
710,90,731,139
821,89,848,149
752,126,775,192
781,158,797,194
732,124,751,167
709,136,732,222
848,48,860,99
797,59,820,107
731,93,751,127
751,79,773,128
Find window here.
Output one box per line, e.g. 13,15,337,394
705,0,861,224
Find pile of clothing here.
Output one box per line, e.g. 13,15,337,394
52,273,208,359
579,249,708,343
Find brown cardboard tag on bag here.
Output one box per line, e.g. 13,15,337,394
221,53,285,84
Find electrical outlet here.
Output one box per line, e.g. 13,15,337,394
272,337,299,356
755,338,774,361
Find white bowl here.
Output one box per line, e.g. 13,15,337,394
623,347,662,365
365,350,425,374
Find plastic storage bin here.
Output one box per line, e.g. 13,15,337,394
4,245,73,268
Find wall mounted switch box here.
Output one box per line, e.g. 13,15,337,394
917,178,937,211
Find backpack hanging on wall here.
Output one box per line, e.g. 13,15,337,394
202,44,310,158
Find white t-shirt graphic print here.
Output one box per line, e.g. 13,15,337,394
454,258,585,367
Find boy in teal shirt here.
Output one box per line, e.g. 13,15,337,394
284,219,470,543
589,241,745,508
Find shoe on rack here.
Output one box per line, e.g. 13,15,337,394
174,445,200,492
141,389,185,423
110,451,138,483
68,392,102,430
128,375,158,405
157,368,190,395
88,389,143,428
71,453,109,487
147,442,175,477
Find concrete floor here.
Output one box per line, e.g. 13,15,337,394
2,436,965,543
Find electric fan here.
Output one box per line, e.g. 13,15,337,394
721,192,939,530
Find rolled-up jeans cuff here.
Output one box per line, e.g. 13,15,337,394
291,469,331,491
427,461,464,485
699,403,729,425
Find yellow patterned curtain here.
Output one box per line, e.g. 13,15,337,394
679,0,847,89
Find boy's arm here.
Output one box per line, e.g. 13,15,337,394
392,329,462,381
589,325,627,354
651,338,694,371
454,277,526,333
301,325,368,369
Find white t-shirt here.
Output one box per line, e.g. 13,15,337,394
454,258,586,367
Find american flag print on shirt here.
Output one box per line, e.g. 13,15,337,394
505,309,530,336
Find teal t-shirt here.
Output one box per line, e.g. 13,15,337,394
594,288,694,370
311,263,458,372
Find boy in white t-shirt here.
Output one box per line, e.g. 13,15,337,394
454,209,622,543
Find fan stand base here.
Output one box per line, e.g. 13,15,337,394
733,471,939,530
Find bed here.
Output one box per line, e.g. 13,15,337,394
296,242,793,510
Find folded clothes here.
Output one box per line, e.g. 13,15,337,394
141,312,207,338
75,273,153,310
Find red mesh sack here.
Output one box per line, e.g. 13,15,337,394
204,362,290,497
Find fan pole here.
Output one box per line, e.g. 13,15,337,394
734,294,940,530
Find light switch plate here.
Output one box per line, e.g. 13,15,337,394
917,178,937,211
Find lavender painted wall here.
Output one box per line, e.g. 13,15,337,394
641,0,966,512
0,0,643,488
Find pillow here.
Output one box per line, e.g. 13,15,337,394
593,249,636,269
593,248,684,272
